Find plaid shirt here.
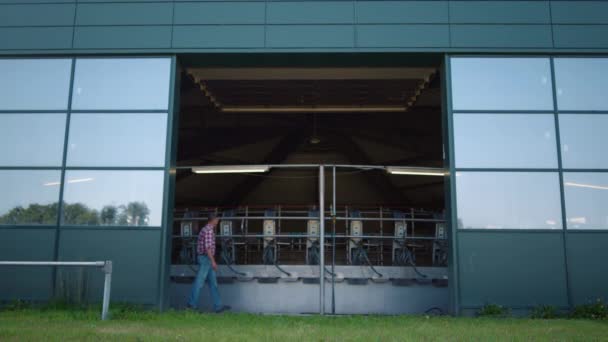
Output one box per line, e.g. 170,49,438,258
197,224,216,256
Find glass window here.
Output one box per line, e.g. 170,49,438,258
456,172,562,229
554,58,608,111
67,113,167,167
559,114,608,169
0,170,62,225
62,170,164,227
0,59,72,110
71,58,171,110
564,173,608,229
451,58,553,111
454,114,558,168
0,114,66,167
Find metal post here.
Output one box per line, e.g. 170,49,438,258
319,165,325,315
331,165,336,315
101,261,113,321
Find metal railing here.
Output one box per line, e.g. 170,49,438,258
0,261,113,320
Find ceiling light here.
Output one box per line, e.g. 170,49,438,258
386,166,446,177
192,165,270,174
310,136,321,144
221,106,407,113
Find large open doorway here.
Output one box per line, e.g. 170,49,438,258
170,54,448,314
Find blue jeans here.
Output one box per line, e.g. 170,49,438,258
187,255,223,311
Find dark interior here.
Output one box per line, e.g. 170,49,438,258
172,59,445,266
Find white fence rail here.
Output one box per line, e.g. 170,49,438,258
0,261,113,320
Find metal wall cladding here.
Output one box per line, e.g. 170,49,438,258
1,1,608,51
457,231,569,308
566,233,608,305
58,229,162,305
0,229,56,301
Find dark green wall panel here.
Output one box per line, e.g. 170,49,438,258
78,0,166,2
458,232,568,308
451,25,552,48
0,4,75,27
58,229,161,304
551,1,608,24
0,229,56,301
267,2,353,24
566,233,608,305
75,3,172,26
0,0,74,3
449,1,550,24
174,2,265,25
356,1,448,24
357,25,449,47
0,27,72,49
173,26,265,48
266,25,354,48
74,26,171,49
553,25,608,48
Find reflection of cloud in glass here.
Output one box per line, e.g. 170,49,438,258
44,178,95,187
564,173,608,230
569,217,587,225
0,170,62,224
62,170,163,226
565,182,608,191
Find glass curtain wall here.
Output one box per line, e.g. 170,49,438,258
0,57,171,228
0,59,71,225
450,56,608,231
555,58,608,230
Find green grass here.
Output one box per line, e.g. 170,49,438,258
1,307,607,341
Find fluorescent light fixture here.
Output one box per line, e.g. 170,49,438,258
386,166,446,177
564,182,608,191
221,106,407,113
192,165,270,174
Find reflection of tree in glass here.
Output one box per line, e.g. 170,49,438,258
118,202,150,226
100,205,118,225
63,202,100,225
0,202,150,226
0,203,59,225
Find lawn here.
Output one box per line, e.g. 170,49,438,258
1,308,607,341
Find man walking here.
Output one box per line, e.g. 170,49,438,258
187,214,231,313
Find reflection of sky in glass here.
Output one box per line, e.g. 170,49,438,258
0,170,61,217
0,59,72,110
451,58,553,111
71,58,171,110
0,114,66,166
67,113,167,167
555,58,608,111
564,173,608,229
62,170,164,226
455,114,557,168
559,114,608,169
456,172,562,229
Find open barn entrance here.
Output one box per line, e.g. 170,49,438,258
170,54,449,314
